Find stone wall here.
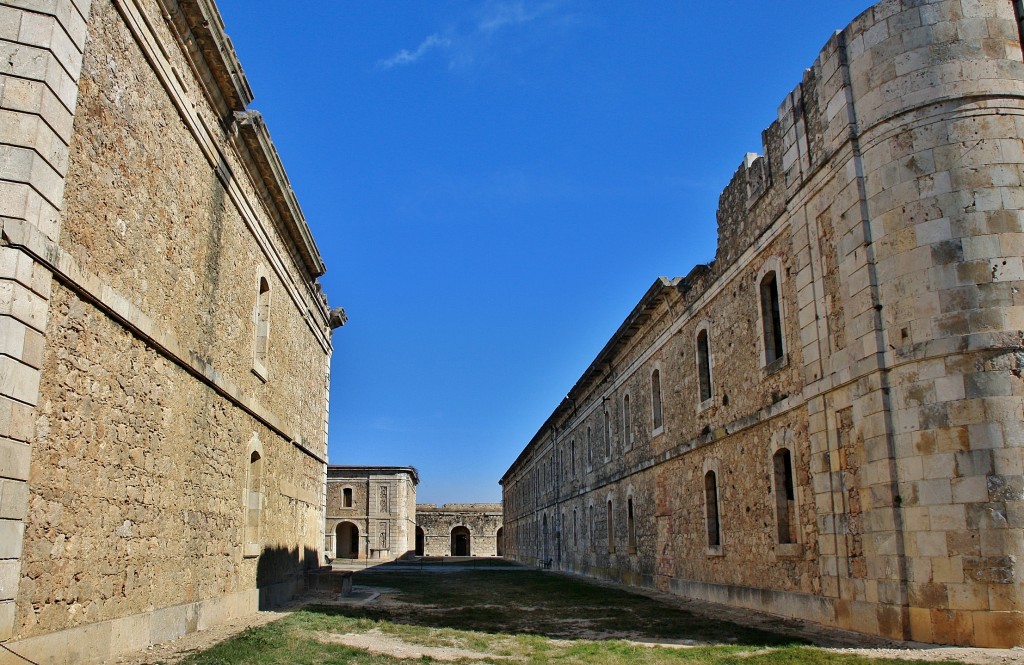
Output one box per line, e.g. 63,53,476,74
501,0,1024,648
0,0,334,662
416,504,503,557
325,466,418,561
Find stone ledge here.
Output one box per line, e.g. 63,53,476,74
0,220,326,464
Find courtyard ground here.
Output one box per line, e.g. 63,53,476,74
109,565,1024,665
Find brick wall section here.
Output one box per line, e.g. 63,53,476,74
501,0,1024,647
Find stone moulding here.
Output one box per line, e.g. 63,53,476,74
113,0,332,352
0,217,326,466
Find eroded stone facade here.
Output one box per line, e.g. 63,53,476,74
0,0,334,662
502,0,1024,648
416,504,503,557
326,466,418,561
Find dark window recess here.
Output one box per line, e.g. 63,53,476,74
697,330,712,402
761,272,784,364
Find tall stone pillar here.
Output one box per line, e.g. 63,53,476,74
0,0,90,639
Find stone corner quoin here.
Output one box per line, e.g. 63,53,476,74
0,0,339,662
500,0,1024,649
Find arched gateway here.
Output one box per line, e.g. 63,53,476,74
450,526,471,556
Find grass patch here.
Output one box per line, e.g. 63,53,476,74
178,570,966,665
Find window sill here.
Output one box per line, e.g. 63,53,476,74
762,354,788,377
775,542,802,558
243,542,262,558
651,426,664,438
705,546,723,557
252,361,269,383
697,398,713,414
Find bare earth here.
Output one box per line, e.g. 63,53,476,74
106,581,1024,665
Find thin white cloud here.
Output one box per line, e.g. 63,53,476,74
377,33,452,70
477,2,547,34
377,1,577,73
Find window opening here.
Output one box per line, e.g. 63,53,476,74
651,369,663,430
253,276,271,374
705,471,720,548
761,271,784,364
623,394,632,450
774,448,797,544
245,450,263,556
697,330,712,403
627,496,637,554
604,408,611,458
606,500,615,552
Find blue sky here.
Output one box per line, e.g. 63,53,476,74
215,1,870,503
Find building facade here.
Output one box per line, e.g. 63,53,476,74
326,466,418,561
0,0,337,662
416,504,503,557
501,0,1024,648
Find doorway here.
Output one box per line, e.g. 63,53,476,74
451,526,471,556
336,522,359,559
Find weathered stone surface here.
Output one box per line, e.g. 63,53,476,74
416,504,503,557
325,466,418,561
502,0,1024,648
0,0,335,661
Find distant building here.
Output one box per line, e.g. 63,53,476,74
501,0,1024,648
416,504,503,557
326,466,419,560
0,0,337,662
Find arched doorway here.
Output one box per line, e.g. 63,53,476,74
495,526,504,557
336,522,359,559
451,526,471,556
415,526,425,556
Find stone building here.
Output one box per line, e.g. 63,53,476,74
0,0,337,662
501,0,1024,648
416,504,503,557
325,466,418,561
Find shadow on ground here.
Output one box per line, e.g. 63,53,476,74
305,569,805,647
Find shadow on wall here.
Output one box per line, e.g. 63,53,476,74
256,545,320,610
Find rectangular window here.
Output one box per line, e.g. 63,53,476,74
623,394,632,450
774,449,797,544
253,276,271,379
606,500,615,552
705,471,721,549
697,330,712,403
604,408,611,458
761,272,784,365
651,369,663,430
627,497,636,554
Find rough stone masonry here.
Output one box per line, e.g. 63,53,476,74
502,0,1024,648
0,0,338,662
